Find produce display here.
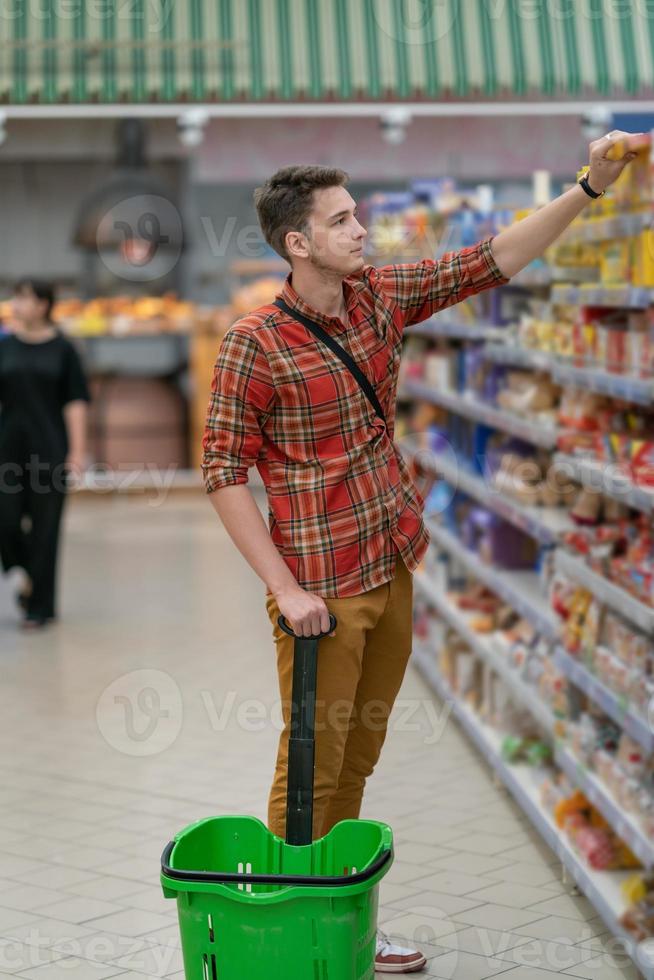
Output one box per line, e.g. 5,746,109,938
0,273,285,340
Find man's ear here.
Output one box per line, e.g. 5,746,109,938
285,229,309,261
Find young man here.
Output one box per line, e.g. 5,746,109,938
202,131,636,973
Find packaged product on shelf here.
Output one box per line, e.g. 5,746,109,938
490,443,577,508
628,309,654,377
630,229,654,288
555,788,641,871
553,569,654,713
604,611,654,671
537,656,572,721
569,712,620,767
424,349,456,390
501,734,552,767
488,682,532,734
412,600,432,642
495,370,561,418
462,345,487,395
620,881,654,942
599,240,632,285
461,508,539,570
540,771,573,814
455,650,483,709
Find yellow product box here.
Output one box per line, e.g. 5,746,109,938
552,320,574,358
577,242,602,269
611,145,652,208
630,229,654,287
598,194,618,217
600,239,631,283
534,317,555,352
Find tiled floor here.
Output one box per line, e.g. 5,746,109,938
0,490,640,979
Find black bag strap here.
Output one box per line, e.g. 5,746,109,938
274,298,386,427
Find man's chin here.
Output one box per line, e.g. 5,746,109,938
347,253,366,274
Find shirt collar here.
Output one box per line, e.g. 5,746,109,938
277,271,364,334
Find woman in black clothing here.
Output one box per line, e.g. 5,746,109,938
0,279,90,630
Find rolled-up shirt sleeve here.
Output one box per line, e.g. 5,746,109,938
374,236,510,329
201,327,275,493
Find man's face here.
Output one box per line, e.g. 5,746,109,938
295,185,367,276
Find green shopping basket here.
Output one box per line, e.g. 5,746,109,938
160,612,394,980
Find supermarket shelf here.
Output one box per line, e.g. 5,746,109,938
561,211,652,245
553,453,654,515
404,317,505,342
482,343,553,371
508,266,598,289
411,641,654,979
506,267,551,288
483,345,654,405
414,570,555,734
555,746,654,867
425,517,559,640
550,362,654,405
399,378,559,448
551,283,654,308
400,435,574,545
553,645,654,755
555,549,654,636
415,568,654,866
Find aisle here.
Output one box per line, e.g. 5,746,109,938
0,491,638,980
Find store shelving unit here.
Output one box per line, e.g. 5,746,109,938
559,212,651,245
484,344,654,406
424,517,559,641
400,435,574,546
404,316,505,342
413,570,555,734
411,639,654,980
550,363,654,405
554,550,654,636
401,177,654,959
553,453,654,515
552,646,654,755
415,567,654,867
399,378,559,448
551,284,654,308
483,343,553,371
555,746,654,868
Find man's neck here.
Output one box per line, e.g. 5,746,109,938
289,263,347,320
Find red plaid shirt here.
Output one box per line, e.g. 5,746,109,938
202,237,509,597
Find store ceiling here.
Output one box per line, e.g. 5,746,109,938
0,0,653,107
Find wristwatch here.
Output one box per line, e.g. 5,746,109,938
578,170,605,199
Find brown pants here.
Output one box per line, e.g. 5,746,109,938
265,551,414,841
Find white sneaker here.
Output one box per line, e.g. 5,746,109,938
374,928,427,973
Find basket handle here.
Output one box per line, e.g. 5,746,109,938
277,613,337,639
276,612,337,847
160,838,393,886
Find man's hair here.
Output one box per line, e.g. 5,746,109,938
254,165,349,262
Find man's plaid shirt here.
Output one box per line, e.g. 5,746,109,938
202,237,509,597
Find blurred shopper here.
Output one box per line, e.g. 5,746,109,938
0,278,90,630
202,133,636,972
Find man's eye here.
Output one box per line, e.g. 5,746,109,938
337,216,346,224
